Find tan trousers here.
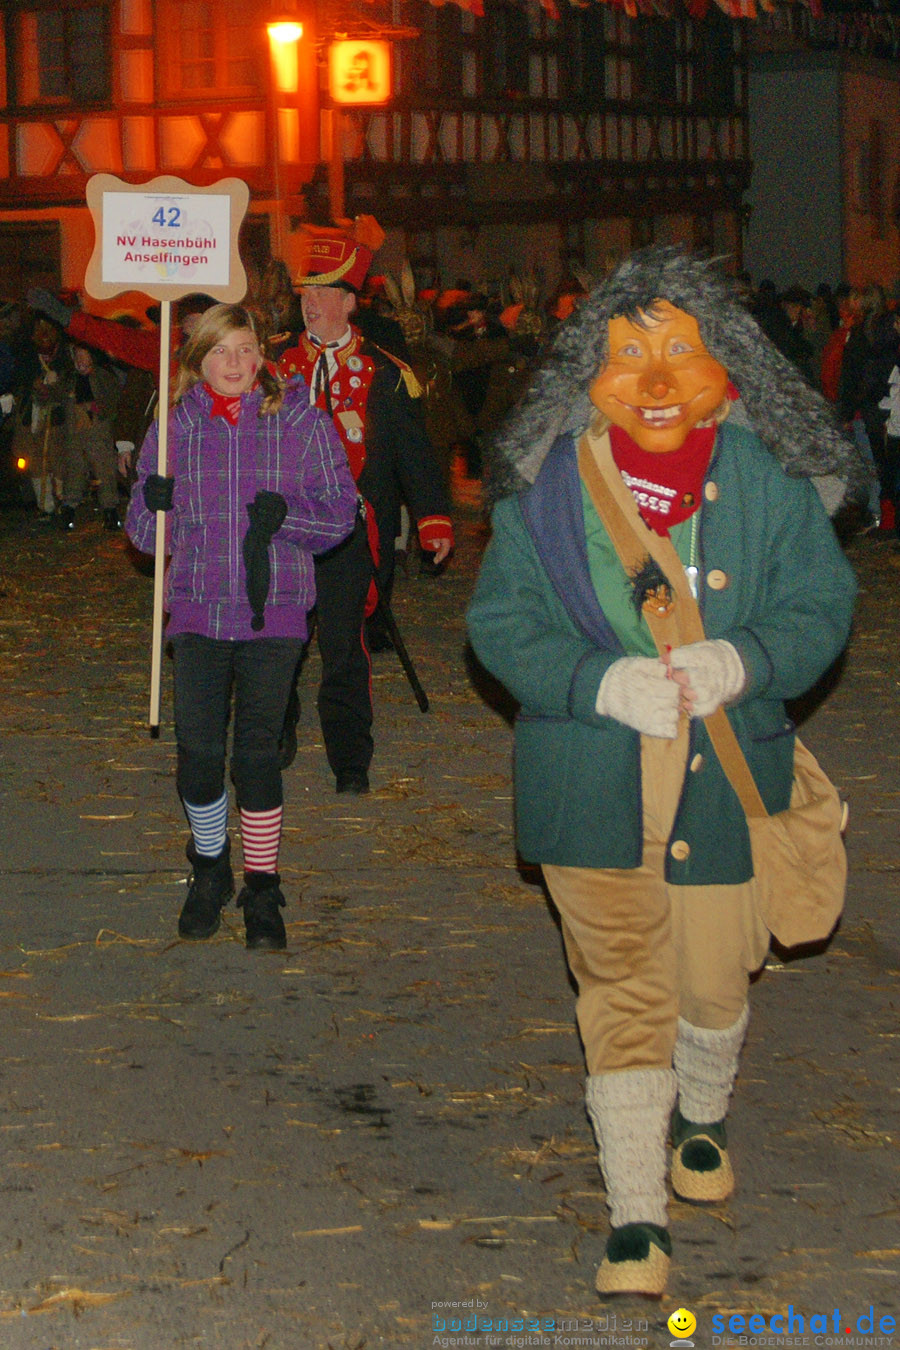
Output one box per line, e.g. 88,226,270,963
543,724,769,1076
62,428,119,510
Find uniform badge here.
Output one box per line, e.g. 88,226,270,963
349,376,361,389
348,356,363,372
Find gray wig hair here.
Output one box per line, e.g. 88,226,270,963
487,246,871,516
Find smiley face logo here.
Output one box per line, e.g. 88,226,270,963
667,1307,697,1340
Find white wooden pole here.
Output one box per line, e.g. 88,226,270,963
148,299,172,734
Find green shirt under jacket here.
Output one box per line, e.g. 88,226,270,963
467,422,858,883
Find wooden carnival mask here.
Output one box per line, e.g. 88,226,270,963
589,301,729,455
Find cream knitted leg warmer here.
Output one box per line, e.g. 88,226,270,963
671,1005,749,1204
585,1067,677,1229
674,1004,749,1124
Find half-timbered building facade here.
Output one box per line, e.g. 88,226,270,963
0,0,752,302
0,0,894,304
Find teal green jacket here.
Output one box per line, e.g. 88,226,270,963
467,423,857,883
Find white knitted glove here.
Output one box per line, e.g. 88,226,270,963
595,656,681,739
668,639,745,717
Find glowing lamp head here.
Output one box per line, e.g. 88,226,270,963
267,20,303,43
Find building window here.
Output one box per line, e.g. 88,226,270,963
483,0,529,99
0,222,61,299
403,1,463,99
692,11,734,111
561,4,606,104
638,19,679,105
14,5,111,106
158,0,264,98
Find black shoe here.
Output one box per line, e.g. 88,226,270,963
237,872,287,950
59,505,76,531
278,683,300,769
335,769,370,795
102,507,121,530
178,841,234,939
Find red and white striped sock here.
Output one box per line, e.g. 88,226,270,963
239,806,282,875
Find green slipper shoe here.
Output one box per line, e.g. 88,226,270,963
671,1107,734,1203
595,1222,671,1298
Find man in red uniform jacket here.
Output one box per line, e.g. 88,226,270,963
279,220,453,794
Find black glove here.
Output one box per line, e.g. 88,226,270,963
26,287,73,329
143,474,175,512
246,489,288,538
243,491,288,631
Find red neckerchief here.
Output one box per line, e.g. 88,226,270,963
204,381,258,424
610,423,716,535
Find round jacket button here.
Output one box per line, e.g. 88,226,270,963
707,568,728,590
704,481,719,502
690,753,704,773
670,839,691,861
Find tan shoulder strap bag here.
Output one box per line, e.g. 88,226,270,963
578,426,847,948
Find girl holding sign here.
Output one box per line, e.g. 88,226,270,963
126,303,358,950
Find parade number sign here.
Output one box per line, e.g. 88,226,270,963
85,174,248,302
84,175,249,731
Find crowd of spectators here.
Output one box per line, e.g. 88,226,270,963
744,274,900,532
2,258,898,538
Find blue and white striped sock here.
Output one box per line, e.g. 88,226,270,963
184,792,229,858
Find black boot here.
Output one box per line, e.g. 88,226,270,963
237,872,287,951
178,840,234,939
335,768,370,795
102,507,121,531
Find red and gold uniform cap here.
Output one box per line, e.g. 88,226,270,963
294,216,385,292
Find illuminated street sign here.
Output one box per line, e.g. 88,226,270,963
328,41,392,105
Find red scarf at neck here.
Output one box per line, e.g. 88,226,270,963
609,423,716,535
204,381,256,424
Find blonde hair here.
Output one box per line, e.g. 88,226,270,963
171,302,284,414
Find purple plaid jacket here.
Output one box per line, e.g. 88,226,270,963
126,378,358,641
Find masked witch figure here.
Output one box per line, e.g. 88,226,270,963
467,248,865,1299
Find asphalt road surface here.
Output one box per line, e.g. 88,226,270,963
0,495,897,1350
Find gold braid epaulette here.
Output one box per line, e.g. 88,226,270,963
371,342,423,399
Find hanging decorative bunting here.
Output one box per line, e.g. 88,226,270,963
420,0,832,19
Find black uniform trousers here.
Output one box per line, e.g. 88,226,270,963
314,515,374,777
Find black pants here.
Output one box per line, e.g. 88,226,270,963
314,516,374,777
172,634,304,811
883,434,900,513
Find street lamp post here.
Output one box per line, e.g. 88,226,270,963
267,14,304,256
